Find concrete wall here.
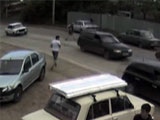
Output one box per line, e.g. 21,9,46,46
68,11,160,38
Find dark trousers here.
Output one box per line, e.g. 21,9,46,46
52,51,59,61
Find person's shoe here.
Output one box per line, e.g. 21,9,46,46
54,62,57,67
50,66,53,70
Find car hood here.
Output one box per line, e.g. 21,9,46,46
104,43,130,50
149,38,160,41
22,109,60,120
0,75,18,87
14,26,26,31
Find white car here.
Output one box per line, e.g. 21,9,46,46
72,20,99,32
0,50,46,102
22,74,154,120
5,22,28,36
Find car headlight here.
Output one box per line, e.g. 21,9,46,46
128,49,132,52
114,50,121,53
2,86,13,92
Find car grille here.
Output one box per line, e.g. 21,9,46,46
19,29,25,32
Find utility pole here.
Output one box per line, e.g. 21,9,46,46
52,0,55,24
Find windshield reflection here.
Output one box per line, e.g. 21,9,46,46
0,60,23,75
141,31,155,39
101,35,120,43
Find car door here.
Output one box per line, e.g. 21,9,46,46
110,96,135,120
20,56,33,89
86,99,112,120
91,34,104,54
31,53,41,81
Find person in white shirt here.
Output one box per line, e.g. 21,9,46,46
50,35,61,69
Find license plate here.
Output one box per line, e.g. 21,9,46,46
122,52,129,56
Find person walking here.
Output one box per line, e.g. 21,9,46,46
65,23,76,41
50,35,61,70
133,103,153,120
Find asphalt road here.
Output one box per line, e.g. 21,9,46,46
0,24,159,120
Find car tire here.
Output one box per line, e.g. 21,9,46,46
138,43,143,48
13,86,23,102
80,46,86,52
104,51,110,59
38,67,45,81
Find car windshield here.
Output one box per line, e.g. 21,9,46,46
141,31,155,39
101,35,120,43
8,24,22,29
45,93,80,120
84,21,92,25
0,60,23,75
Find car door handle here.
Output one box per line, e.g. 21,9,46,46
113,117,118,120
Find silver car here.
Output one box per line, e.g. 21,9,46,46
0,50,46,102
5,22,28,36
72,20,99,32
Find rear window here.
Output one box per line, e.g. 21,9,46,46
45,93,80,120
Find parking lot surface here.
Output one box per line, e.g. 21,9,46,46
0,42,96,120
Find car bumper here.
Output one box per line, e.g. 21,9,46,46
0,89,16,102
110,51,132,58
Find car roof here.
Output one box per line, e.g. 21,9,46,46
129,29,151,33
9,22,22,26
1,50,35,60
76,20,91,22
83,29,113,36
50,74,127,99
129,61,160,69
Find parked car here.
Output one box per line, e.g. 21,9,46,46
118,29,160,49
22,74,154,120
71,20,99,32
5,22,28,36
77,30,132,59
0,50,46,102
122,61,160,104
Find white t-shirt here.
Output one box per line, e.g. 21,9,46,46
51,39,61,51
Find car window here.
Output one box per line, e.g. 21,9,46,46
86,100,109,120
111,96,134,113
0,60,23,75
141,31,154,39
84,21,92,25
45,93,80,120
133,31,141,36
75,21,83,25
101,35,120,43
31,53,39,65
23,56,32,72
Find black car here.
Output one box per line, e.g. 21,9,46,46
77,30,132,59
122,61,160,103
118,29,160,49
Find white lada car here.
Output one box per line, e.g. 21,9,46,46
22,74,154,120
5,22,28,36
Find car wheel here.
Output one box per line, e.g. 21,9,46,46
38,67,45,81
104,51,110,59
155,51,160,60
80,46,86,52
6,32,9,36
13,86,23,102
138,43,143,48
